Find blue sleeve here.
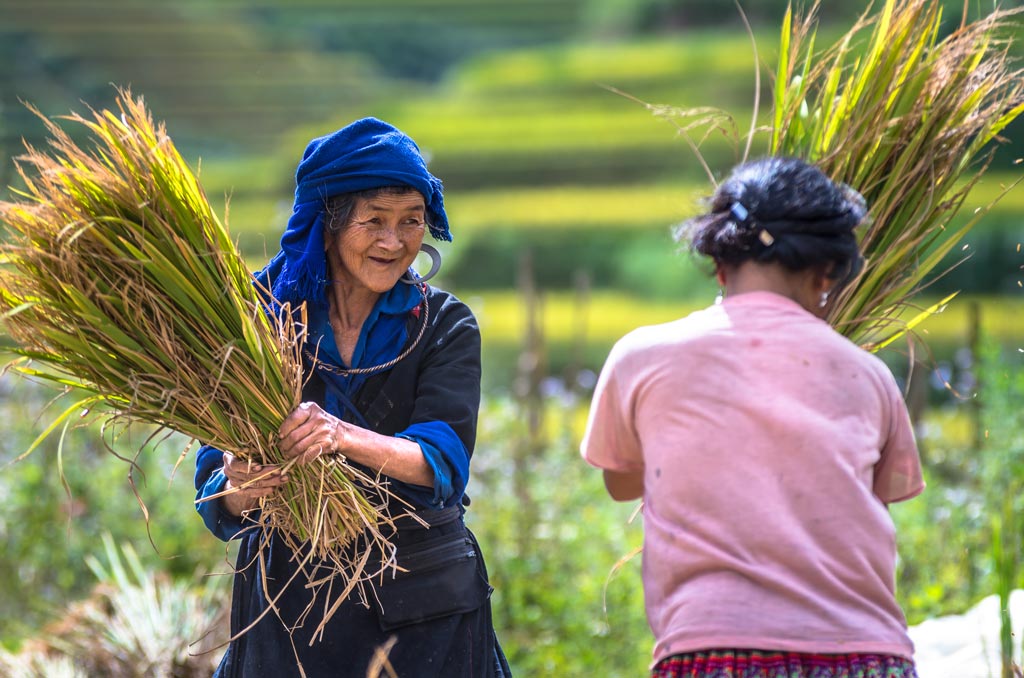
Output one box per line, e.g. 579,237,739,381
194,444,249,541
396,421,470,509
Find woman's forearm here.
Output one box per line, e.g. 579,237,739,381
277,402,435,488
335,423,434,488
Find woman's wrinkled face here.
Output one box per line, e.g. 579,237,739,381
325,191,426,296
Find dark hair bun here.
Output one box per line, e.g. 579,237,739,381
679,157,867,283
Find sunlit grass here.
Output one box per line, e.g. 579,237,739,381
213,175,1022,253
193,155,284,197
903,295,1024,349
450,33,761,92
447,183,697,232
467,290,1024,349
398,103,725,155
468,290,700,347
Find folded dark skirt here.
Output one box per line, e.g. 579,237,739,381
215,505,511,678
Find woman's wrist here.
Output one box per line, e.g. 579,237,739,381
222,483,258,517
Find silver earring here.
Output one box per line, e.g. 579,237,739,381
714,288,724,305
819,291,829,308
401,243,442,285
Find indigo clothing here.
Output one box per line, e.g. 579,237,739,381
269,118,451,308
194,285,511,678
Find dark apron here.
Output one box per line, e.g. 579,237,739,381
215,506,511,678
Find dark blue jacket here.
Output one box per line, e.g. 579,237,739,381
194,286,510,678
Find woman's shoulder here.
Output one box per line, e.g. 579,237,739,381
422,284,463,306
807,322,904,394
610,305,724,360
416,285,480,348
422,285,475,321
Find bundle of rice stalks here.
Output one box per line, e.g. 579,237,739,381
0,90,396,620
631,0,1021,349
770,0,1024,349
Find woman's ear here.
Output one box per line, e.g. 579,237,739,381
811,267,840,316
815,264,837,296
714,263,727,288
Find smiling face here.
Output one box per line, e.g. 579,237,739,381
325,190,427,297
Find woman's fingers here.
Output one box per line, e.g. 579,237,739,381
277,401,317,441
229,471,288,490
225,480,280,498
218,453,288,516
222,452,287,487
298,437,334,465
226,465,286,484
278,402,339,465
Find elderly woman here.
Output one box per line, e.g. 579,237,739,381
194,118,511,678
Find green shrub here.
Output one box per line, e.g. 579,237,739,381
2,536,227,678
468,397,650,676
893,338,1024,647
0,376,221,646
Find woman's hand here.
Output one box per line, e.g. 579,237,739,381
602,468,644,502
278,402,344,465
221,452,288,517
278,401,435,488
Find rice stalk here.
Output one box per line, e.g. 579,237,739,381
628,1,1021,348
0,89,398,624
770,0,1024,348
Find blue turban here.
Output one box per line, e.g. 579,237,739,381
261,117,451,307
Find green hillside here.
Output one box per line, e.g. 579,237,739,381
3,2,1022,299
192,33,1023,298
0,0,585,154
0,0,386,153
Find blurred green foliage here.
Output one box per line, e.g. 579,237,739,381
0,376,223,647
200,33,1022,297
5,1,1018,300
469,398,650,675
892,336,1024,668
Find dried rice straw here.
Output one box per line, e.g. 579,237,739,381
0,89,400,638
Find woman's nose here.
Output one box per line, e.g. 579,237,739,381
374,227,403,249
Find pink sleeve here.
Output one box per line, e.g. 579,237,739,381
874,374,925,504
580,344,645,472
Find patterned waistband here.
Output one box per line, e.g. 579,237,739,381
652,649,917,678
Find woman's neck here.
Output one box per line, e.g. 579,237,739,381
721,261,826,315
327,282,380,334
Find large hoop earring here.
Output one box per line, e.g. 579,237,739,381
401,243,442,285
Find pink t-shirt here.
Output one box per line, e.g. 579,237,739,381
581,291,924,664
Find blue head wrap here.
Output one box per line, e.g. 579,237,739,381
262,117,450,306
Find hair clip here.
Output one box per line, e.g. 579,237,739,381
839,182,867,210
758,229,775,246
729,202,749,223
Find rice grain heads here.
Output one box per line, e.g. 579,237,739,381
0,90,396,633
772,0,1024,349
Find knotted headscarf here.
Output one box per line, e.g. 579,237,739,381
262,117,451,307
